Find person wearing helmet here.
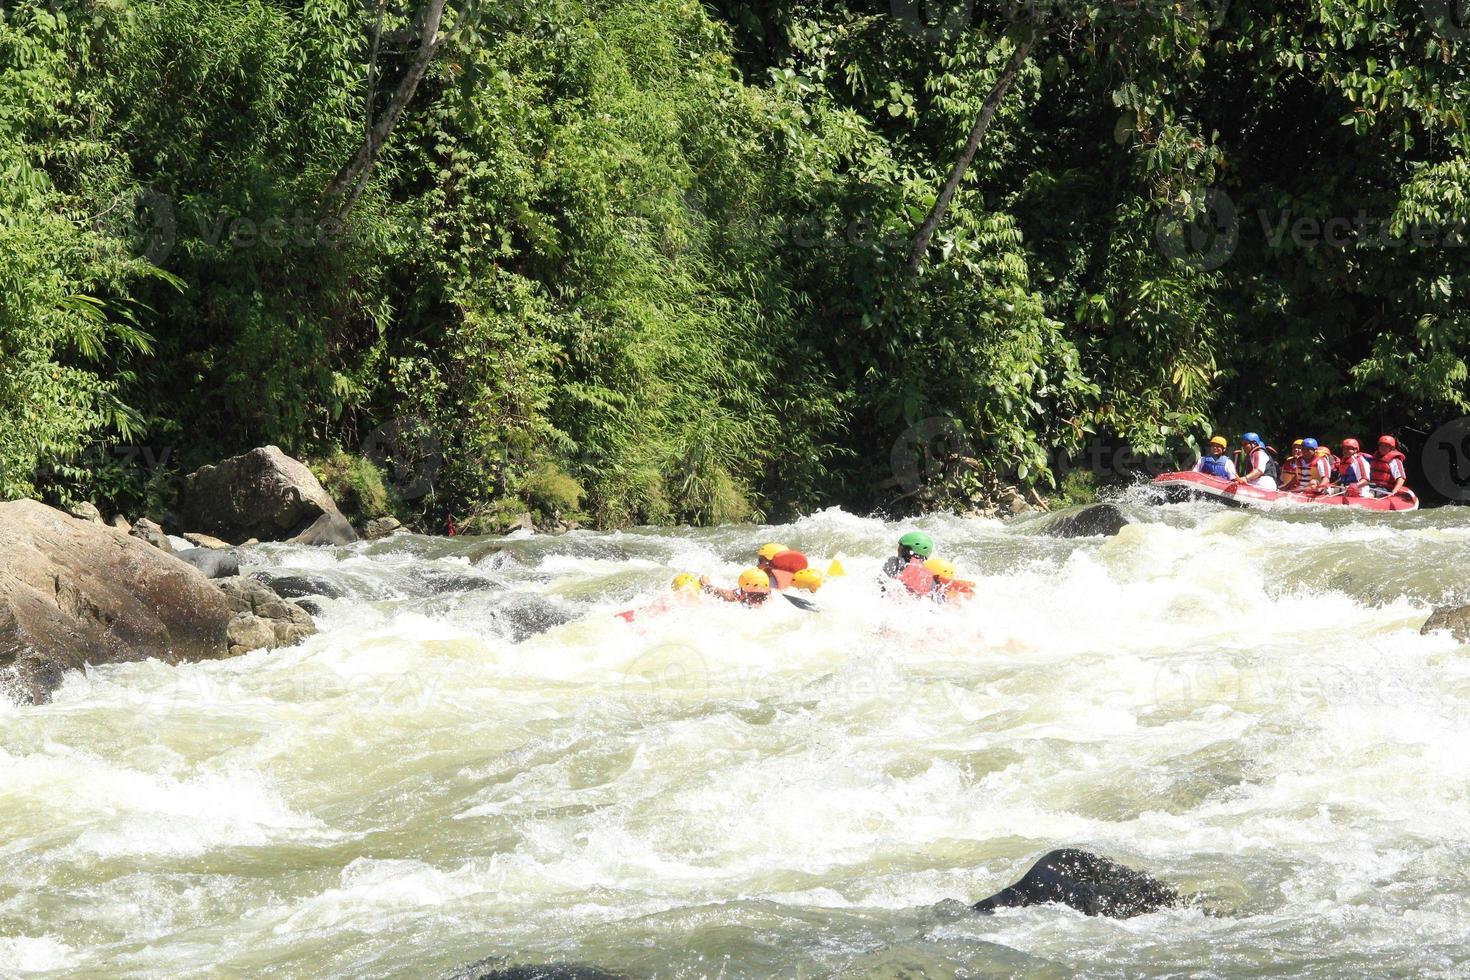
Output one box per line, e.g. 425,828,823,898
1305,444,1336,492
1336,438,1372,494
1231,432,1279,490
791,568,825,594
1277,439,1309,491
1192,436,1237,481
672,573,701,596
923,557,975,603
761,547,808,591
700,567,773,606
1369,435,1408,495
882,531,937,596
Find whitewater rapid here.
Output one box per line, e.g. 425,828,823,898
2,498,1468,977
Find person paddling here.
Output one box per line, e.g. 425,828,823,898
1192,436,1237,480
1336,438,1373,495
1277,439,1308,491
923,558,975,604
881,531,937,596
1231,432,1279,490
1369,435,1408,496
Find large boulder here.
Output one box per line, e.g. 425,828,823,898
214,576,317,656
1422,605,1470,642
1041,503,1131,539
0,501,233,704
176,446,357,546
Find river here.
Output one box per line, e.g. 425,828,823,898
2,496,1468,978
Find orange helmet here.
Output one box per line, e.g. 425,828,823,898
1341,438,1360,451
1377,435,1397,449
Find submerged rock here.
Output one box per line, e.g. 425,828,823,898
1040,503,1131,538
174,547,240,580
176,445,357,545
0,500,232,704
255,571,348,600
972,848,1179,918
1422,605,1470,642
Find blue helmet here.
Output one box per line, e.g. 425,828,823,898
1302,437,1319,451
1242,432,1261,445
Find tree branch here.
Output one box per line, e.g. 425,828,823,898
904,36,1035,280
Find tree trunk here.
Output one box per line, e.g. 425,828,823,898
904,38,1035,279
320,0,449,224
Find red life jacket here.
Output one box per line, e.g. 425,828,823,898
899,558,933,596
1369,449,1407,488
937,578,976,603
1341,450,1373,483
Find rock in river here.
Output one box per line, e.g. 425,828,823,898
176,445,357,545
0,500,232,704
1040,503,1131,538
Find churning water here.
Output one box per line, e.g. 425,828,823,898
3,496,1469,978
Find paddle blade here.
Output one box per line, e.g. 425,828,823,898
827,559,846,577
783,593,820,613
614,609,636,622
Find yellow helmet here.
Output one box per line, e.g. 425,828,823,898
1292,438,1304,446
924,557,957,579
756,542,789,561
791,568,825,593
671,573,700,593
1208,435,1228,448
737,568,771,593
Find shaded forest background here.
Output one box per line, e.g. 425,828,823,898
2,0,1467,527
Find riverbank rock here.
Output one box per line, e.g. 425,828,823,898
1422,605,1470,642
1041,503,1131,538
174,547,240,580
182,531,233,550
176,445,358,545
214,576,316,656
0,500,233,705
64,501,103,524
363,515,402,540
129,517,175,553
109,514,132,533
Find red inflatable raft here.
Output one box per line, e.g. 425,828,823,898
1151,471,1419,511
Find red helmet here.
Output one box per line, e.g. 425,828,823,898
1341,438,1360,451
1377,435,1397,449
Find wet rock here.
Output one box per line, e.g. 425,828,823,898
65,501,103,524
254,571,347,600
1041,503,1130,538
214,576,317,656
467,543,519,569
972,848,1179,919
290,510,358,547
173,547,240,580
176,445,357,545
129,517,174,553
490,593,575,640
1422,604,1470,642
0,500,232,705
182,531,233,550
363,515,403,540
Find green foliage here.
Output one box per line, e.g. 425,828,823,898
309,449,393,525
4,0,1468,521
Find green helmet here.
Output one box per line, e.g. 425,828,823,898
898,531,934,558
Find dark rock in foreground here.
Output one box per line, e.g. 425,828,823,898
1422,604,1470,642
972,848,1179,918
0,501,233,704
1040,503,1131,539
176,445,357,545
255,571,348,600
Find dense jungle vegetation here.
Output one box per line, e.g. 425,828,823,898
2,0,1467,527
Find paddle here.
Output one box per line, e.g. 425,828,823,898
783,592,820,612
